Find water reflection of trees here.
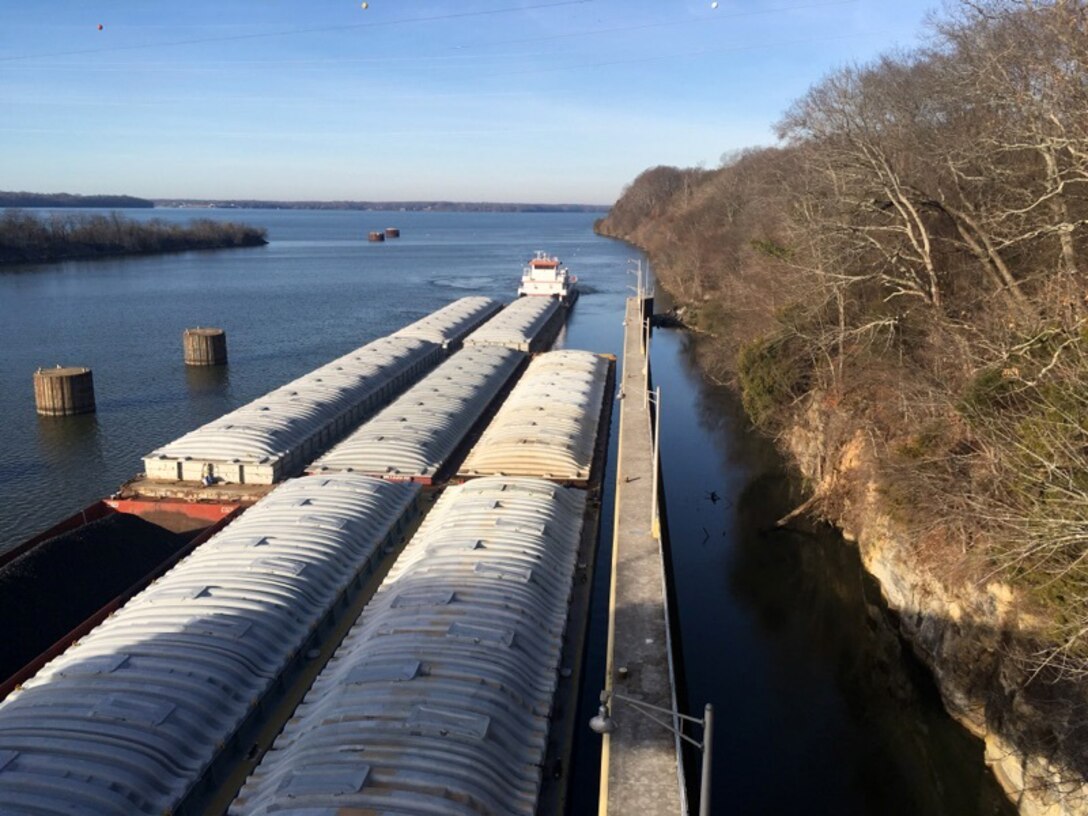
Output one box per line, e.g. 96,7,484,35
730,471,1013,815
658,325,1013,813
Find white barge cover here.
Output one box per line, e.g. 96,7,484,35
459,349,610,482
0,475,420,816
308,345,524,483
143,335,442,485
232,476,587,816
392,296,503,349
462,295,561,353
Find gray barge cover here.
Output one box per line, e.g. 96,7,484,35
307,345,524,483
462,295,560,353
232,476,587,816
392,296,503,349
0,475,420,816
459,349,610,482
143,335,441,485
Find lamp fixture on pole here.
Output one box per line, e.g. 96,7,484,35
589,689,714,816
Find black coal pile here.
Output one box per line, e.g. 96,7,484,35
1,513,193,683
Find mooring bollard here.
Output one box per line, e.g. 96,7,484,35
183,327,228,366
33,365,96,416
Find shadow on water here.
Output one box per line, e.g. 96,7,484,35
182,364,238,432
734,483,1014,815
652,327,1015,816
35,412,104,469
184,363,231,396
566,363,620,816
7,414,112,541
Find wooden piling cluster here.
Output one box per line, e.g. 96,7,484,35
32,327,229,418
33,366,96,416
183,328,228,366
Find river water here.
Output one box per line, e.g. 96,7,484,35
0,209,1011,813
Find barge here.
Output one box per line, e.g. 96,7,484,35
0,265,619,815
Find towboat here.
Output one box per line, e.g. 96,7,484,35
518,250,578,306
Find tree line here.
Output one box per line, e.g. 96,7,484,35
154,199,607,212
0,210,268,265
599,0,1088,681
0,192,153,208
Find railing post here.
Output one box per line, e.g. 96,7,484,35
699,704,713,816
642,317,651,399
651,386,661,540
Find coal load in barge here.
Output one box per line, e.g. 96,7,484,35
0,514,191,684
0,500,240,696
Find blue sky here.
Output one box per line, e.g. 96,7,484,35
1,1,946,204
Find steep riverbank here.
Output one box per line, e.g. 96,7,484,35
596,148,1088,808
593,2,1088,798
649,325,1016,815
677,322,1088,816
602,164,1088,806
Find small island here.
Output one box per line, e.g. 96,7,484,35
0,191,154,209
0,209,268,266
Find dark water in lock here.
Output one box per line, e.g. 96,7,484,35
0,209,1011,814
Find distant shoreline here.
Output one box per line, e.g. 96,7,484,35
0,210,267,267
152,200,609,213
0,191,607,213
0,193,153,209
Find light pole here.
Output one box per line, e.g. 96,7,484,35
648,386,661,539
627,258,644,301
590,689,713,816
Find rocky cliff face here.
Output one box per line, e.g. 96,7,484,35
786,401,1088,816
